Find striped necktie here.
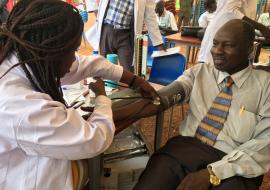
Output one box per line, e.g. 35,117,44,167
195,76,234,146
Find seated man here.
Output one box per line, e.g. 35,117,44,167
177,0,193,29
198,0,217,28
112,19,270,190
155,0,178,35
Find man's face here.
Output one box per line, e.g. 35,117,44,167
155,2,165,17
210,2,217,12
210,26,251,74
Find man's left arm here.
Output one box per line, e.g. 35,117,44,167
144,0,164,47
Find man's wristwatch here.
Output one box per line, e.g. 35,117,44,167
207,167,221,186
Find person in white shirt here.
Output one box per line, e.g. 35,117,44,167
155,0,178,33
255,8,270,38
258,10,270,28
198,0,217,28
96,0,165,72
0,0,158,190
198,0,270,63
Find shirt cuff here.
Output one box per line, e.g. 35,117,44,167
95,95,112,106
208,160,235,180
110,64,123,82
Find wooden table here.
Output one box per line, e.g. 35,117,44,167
166,33,201,66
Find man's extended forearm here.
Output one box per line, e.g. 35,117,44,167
112,81,187,132
112,80,186,121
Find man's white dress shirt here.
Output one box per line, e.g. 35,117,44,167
177,63,270,180
0,53,123,190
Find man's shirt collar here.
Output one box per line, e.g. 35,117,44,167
217,65,252,88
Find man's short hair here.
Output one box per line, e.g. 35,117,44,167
204,0,216,10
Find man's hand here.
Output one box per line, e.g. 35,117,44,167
120,70,159,101
132,77,160,102
177,169,211,190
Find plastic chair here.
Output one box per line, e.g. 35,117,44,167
148,53,186,85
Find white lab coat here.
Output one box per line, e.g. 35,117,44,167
198,0,257,63
0,53,123,190
92,0,163,51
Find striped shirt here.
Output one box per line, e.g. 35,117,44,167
104,0,134,29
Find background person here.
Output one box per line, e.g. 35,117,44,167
96,0,165,71
198,0,270,64
256,7,270,37
155,0,178,34
258,7,270,27
198,0,217,28
177,0,193,29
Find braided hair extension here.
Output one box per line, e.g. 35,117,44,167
0,0,84,104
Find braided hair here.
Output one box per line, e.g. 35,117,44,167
0,0,84,105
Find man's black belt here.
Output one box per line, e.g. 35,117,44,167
103,23,131,31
